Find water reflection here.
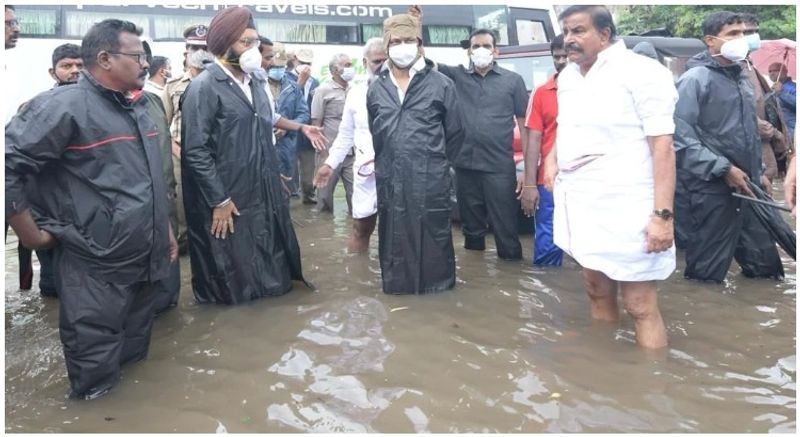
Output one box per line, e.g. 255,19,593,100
4,201,797,433
267,297,401,432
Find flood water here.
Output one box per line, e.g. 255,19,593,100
4,194,797,433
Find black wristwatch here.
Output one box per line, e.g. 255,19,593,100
653,208,674,220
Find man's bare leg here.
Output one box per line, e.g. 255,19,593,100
348,214,377,253
582,268,619,322
620,281,668,349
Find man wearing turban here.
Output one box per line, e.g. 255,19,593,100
366,14,464,294
180,6,324,304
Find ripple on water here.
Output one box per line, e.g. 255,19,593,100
266,297,403,432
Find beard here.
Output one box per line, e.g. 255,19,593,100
225,47,243,66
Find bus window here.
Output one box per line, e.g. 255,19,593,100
361,24,382,42
325,24,359,44
256,19,325,43
258,19,357,44
473,5,509,46
65,11,150,39
426,25,470,46
154,15,210,40
516,20,548,45
16,8,57,36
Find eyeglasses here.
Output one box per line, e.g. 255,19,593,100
237,37,260,48
5,19,20,27
110,52,149,65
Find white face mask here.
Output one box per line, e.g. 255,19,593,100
341,66,356,82
239,45,262,74
470,47,494,69
712,36,749,62
389,42,419,69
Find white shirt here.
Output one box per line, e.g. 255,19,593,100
215,58,252,104
556,40,677,190
552,40,678,281
324,78,373,171
143,80,164,95
388,56,426,104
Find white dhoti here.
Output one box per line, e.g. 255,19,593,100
322,79,377,220
351,158,377,219
553,40,679,282
553,154,675,282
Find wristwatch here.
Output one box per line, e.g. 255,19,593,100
653,208,673,220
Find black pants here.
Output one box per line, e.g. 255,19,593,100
56,250,157,397
5,223,57,295
680,191,783,282
153,258,180,315
37,249,57,296
455,168,522,260
5,223,32,290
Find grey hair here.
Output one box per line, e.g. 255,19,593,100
187,49,215,70
363,37,385,58
328,53,351,74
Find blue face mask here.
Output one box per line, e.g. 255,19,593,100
745,32,761,52
268,67,286,81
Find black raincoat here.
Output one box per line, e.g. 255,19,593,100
5,70,171,397
674,51,783,281
180,63,306,304
367,58,464,294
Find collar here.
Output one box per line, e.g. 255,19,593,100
329,78,348,90
80,70,139,108
145,80,164,91
594,39,627,67
565,39,626,76
214,58,250,85
409,55,426,74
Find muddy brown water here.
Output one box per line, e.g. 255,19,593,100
4,194,796,432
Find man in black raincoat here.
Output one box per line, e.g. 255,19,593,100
674,11,783,282
6,19,176,400
181,7,324,304
367,13,464,295
409,7,527,260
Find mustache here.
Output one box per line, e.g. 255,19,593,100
565,43,583,53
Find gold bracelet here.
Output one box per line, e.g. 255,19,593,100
522,185,537,188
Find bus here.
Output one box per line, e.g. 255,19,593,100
7,3,556,104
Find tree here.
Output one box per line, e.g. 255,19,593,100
615,5,796,40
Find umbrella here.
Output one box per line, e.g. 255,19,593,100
750,39,796,80
732,192,792,212
737,180,796,260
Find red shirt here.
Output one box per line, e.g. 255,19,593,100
524,75,558,185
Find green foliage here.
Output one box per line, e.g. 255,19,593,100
616,5,796,40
